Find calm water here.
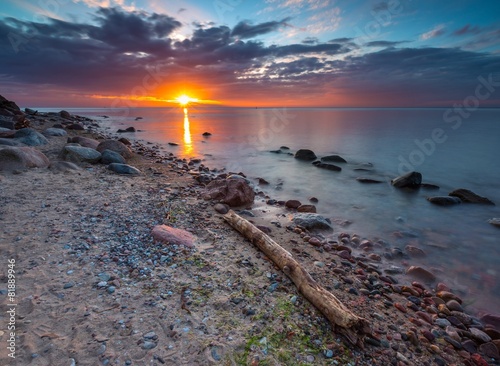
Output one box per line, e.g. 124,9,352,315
54,106,500,314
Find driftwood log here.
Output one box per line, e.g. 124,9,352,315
223,210,370,346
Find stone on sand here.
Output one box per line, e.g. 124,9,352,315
0,146,50,170
292,213,333,230
43,127,67,137
100,149,126,164
14,128,48,146
152,225,196,248
97,139,133,159
61,145,101,164
69,136,100,149
108,163,141,175
203,177,255,207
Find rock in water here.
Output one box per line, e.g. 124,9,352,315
14,128,48,146
427,196,462,206
285,199,302,209
108,163,141,175
100,149,126,164
313,162,342,171
0,146,50,170
488,218,500,228
292,213,333,230
69,136,100,149
152,225,196,248
96,139,133,159
406,266,436,283
321,155,347,163
61,145,101,164
449,188,495,205
356,177,383,184
294,149,317,161
203,177,255,207
391,171,422,188
297,204,317,213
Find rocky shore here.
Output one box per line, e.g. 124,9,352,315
0,95,499,365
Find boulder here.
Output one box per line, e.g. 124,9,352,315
480,314,500,331
214,203,230,214
203,177,255,207
449,188,495,205
25,108,37,115
313,161,342,171
100,149,126,164
118,137,131,146
49,161,81,172
43,127,67,137
294,149,317,161
61,145,101,164
0,147,50,170
0,95,21,112
60,110,72,119
297,204,317,213
0,138,24,146
202,132,212,136
391,171,422,188
285,199,302,209
14,128,48,146
356,177,383,184
66,123,84,130
406,266,436,283
96,139,133,159
405,245,426,257
427,196,462,206
321,154,347,163
292,213,333,230
0,116,15,130
69,136,100,149
152,225,196,248
117,126,136,133
108,163,141,175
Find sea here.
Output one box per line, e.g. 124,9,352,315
42,106,500,315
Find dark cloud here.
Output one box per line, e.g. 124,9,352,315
231,18,290,39
453,24,481,36
365,40,408,47
302,37,318,45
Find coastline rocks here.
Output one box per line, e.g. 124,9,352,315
14,128,48,146
151,225,196,248
0,146,50,170
108,163,141,175
203,177,255,207
313,161,342,171
391,171,422,188
100,149,126,164
449,188,495,205
427,196,462,206
294,149,317,161
406,265,436,283
96,139,133,159
61,145,101,164
321,155,347,163
292,213,333,231
285,199,302,209
297,204,317,213
69,136,100,149
43,127,67,137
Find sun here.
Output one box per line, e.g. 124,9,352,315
175,94,198,106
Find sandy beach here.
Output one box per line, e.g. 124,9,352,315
1,105,499,366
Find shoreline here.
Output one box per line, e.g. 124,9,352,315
0,105,499,365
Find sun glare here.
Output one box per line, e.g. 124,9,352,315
175,94,198,106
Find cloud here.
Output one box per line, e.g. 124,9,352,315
420,24,446,40
231,18,291,39
453,24,481,36
365,40,408,47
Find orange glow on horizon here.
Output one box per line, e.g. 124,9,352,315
175,94,198,106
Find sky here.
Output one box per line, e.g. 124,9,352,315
1,0,500,107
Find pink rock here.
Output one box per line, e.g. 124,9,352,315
152,225,196,248
203,178,255,207
0,146,50,170
406,266,436,283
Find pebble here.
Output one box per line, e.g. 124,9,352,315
211,346,222,361
107,286,116,294
394,302,407,313
97,281,108,288
443,336,462,349
435,318,451,328
63,282,74,289
323,349,334,358
446,299,463,312
142,341,157,350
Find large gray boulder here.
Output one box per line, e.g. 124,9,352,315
100,149,126,164
96,139,133,159
0,116,15,130
294,149,317,161
43,128,67,137
0,147,50,170
61,145,101,163
292,213,333,230
391,171,422,188
203,177,255,207
108,163,141,175
14,128,48,146
0,138,24,147
69,136,100,149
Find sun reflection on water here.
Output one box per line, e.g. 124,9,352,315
183,108,193,156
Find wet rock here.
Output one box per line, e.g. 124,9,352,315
356,177,383,183
449,188,495,205
100,149,126,164
292,213,333,231
437,291,462,304
444,336,462,349
152,225,196,248
142,341,156,350
117,126,136,133
202,132,212,136
462,339,478,354
285,199,302,209
481,314,500,331
406,265,436,283
214,203,230,214
446,300,463,312
294,149,316,160
435,318,451,328
405,245,426,257
321,155,347,163
479,342,499,359
203,177,255,207
257,177,269,185
96,139,133,159
0,147,50,170
297,204,316,213
69,136,100,149
313,161,342,171
420,183,440,190
49,161,81,172
309,197,319,203
43,127,67,137
108,163,141,175
470,328,492,344
118,137,131,146
391,171,422,188
66,123,85,130
427,196,462,206
14,128,48,146
471,354,490,366
61,145,101,164
60,110,72,119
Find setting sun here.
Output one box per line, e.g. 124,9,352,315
175,94,198,106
